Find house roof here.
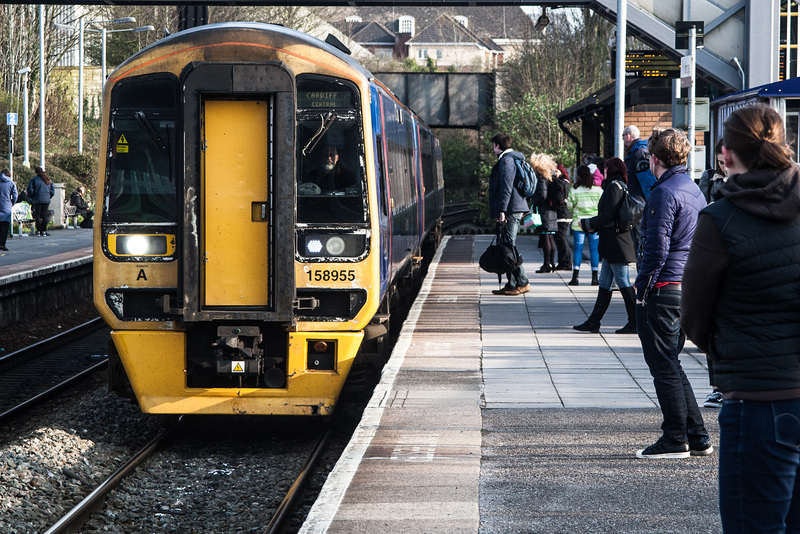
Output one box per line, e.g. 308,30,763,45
324,6,534,42
408,14,502,52
349,21,395,45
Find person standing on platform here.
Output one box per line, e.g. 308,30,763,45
697,139,728,204
623,125,649,246
634,128,710,459
573,157,637,333
682,104,800,532
528,153,559,273
27,166,54,237
553,163,572,271
488,133,530,295
0,169,17,251
567,165,602,286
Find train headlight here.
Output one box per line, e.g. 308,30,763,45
325,236,346,256
306,239,324,254
298,232,367,260
110,234,175,257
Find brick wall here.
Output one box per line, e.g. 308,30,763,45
626,107,704,145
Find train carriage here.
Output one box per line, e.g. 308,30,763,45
94,22,443,416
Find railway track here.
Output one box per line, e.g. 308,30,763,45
0,318,110,424
40,418,338,533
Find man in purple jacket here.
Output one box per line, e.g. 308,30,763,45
634,128,711,459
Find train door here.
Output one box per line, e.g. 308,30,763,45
201,99,270,307
181,63,295,324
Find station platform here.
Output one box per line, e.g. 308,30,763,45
301,235,721,534
0,227,93,279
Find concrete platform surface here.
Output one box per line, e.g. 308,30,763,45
0,227,93,279
301,235,721,534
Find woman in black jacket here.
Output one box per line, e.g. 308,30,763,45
574,157,637,333
528,153,558,273
682,105,800,532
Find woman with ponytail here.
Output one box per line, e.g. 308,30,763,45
682,104,800,532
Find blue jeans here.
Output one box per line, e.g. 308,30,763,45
597,259,631,291
719,399,800,534
501,213,528,288
636,288,708,445
572,230,599,270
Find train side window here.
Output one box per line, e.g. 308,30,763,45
375,135,388,217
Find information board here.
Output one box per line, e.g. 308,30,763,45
613,50,680,78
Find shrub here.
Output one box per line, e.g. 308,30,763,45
53,153,98,182
438,130,481,203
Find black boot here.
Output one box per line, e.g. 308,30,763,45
573,288,612,333
615,286,637,334
591,271,599,285
568,269,580,286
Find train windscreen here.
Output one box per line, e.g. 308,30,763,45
296,76,366,225
104,75,178,224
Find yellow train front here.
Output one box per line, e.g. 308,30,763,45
93,23,443,416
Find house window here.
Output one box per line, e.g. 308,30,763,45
376,49,392,60
398,16,415,37
436,49,443,60
417,49,428,59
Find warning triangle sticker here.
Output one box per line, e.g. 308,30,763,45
118,134,128,144
233,362,244,372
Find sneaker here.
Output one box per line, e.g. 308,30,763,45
506,284,530,295
689,441,714,456
636,437,690,459
492,285,513,295
704,390,723,408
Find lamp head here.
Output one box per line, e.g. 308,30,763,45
534,8,549,32
112,17,136,24
17,67,31,75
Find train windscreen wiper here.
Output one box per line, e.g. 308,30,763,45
301,111,337,156
134,111,168,153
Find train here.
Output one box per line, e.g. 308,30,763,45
93,22,444,416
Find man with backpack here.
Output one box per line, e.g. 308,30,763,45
487,133,530,295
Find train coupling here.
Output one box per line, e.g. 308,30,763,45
212,325,263,376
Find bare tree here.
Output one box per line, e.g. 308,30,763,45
501,8,613,106
208,5,327,33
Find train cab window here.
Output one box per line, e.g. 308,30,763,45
105,75,178,224
296,76,366,225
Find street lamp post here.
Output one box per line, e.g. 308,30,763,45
100,25,155,82
17,67,31,168
55,16,137,153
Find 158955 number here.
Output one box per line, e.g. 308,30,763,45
306,269,356,282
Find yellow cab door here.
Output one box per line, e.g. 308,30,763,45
202,99,270,307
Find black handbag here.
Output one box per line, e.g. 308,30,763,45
479,224,523,275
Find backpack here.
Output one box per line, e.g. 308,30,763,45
510,155,537,199
546,175,569,208
615,181,645,232
635,158,657,199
